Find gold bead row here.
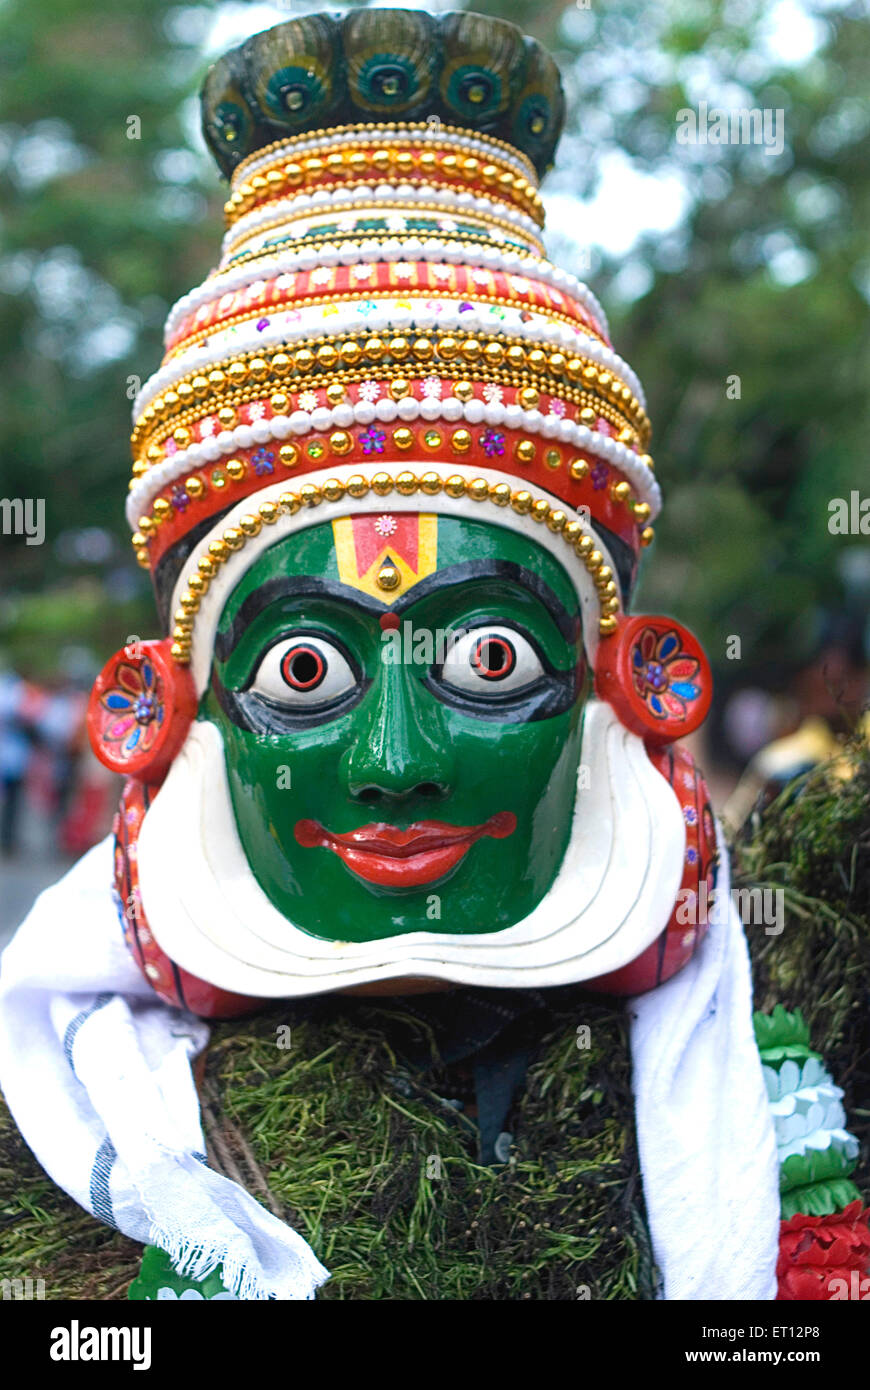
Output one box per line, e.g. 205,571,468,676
168,290,609,360
226,151,544,230
231,121,538,187
133,385,639,487
238,141,538,196
132,432,652,556
167,471,624,664
224,198,546,261
133,385,642,484
133,336,649,447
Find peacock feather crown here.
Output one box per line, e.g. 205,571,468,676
201,9,566,179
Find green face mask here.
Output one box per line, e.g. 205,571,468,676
203,513,590,942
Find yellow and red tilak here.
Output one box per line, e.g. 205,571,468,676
333,513,438,600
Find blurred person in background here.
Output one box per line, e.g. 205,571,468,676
0,668,35,855
723,615,869,831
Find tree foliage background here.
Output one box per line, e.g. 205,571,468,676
0,0,867,741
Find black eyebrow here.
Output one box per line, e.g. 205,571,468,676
214,560,580,663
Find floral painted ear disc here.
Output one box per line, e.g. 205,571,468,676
87,637,198,783
595,614,712,744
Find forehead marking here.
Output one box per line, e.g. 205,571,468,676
332,513,438,601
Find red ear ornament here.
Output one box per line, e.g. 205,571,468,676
595,614,712,745
87,638,197,784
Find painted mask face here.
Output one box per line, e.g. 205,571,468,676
203,513,590,942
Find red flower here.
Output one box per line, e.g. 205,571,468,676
777,1202,870,1299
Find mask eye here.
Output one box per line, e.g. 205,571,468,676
250,635,357,706
441,626,545,695
281,644,326,691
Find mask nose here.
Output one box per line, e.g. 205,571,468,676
351,779,448,806
340,661,455,806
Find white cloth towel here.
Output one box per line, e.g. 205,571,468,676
630,840,780,1299
0,832,779,1299
0,839,329,1300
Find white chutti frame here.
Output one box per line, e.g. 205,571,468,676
137,701,686,998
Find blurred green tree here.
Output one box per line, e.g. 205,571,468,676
0,0,223,669
1,0,867,709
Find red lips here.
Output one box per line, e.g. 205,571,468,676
294,813,516,888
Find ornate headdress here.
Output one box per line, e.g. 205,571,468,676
115,10,701,715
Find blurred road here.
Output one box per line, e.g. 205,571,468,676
0,802,75,953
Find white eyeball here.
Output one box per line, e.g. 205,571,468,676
440,626,544,695
251,636,356,706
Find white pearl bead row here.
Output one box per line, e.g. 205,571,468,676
164,238,610,346
216,202,530,265
232,125,537,188
221,183,543,260
126,394,662,529
220,203,539,265
137,298,645,422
